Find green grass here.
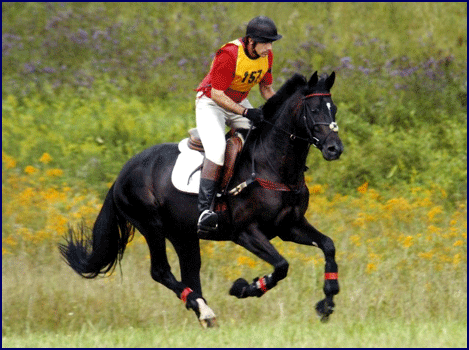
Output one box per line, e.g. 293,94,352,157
2,319,466,348
2,229,466,347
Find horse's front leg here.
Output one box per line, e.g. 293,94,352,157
278,217,339,322
229,223,289,299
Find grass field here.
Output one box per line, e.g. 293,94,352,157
3,319,466,347
2,242,467,347
2,164,467,347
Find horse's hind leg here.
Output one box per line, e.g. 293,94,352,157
171,235,217,328
229,223,289,299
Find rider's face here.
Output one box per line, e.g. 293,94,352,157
247,38,272,58
254,42,272,57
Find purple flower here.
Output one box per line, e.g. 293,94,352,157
178,58,188,67
341,57,352,64
42,67,56,74
400,67,419,77
78,29,88,40
23,63,35,73
358,66,370,75
340,57,354,69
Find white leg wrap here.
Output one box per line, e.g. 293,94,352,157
196,298,217,328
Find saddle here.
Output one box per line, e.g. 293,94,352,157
171,128,245,195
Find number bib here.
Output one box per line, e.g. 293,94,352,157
228,39,269,93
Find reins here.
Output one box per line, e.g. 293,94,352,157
225,93,337,196
262,92,336,149
226,92,338,196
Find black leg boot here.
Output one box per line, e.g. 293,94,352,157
197,159,222,235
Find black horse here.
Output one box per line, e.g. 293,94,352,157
59,71,343,327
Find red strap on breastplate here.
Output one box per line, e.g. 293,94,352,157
256,178,293,191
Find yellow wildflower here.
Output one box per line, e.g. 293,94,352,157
309,184,325,194
427,206,443,221
3,236,18,247
402,236,413,248
418,251,434,260
366,263,376,274
2,151,17,169
427,225,442,235
237,256,257,268
453,240,464,247
368,252,380,261
39,153,53,164
357,182,368,194
452,254,462,267
46,168,63,177
349,235,361,246
24,165,38,174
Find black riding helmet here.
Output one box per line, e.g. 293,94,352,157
246,16,282,43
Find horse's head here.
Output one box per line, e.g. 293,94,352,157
296,71,343,161
261,71,343,161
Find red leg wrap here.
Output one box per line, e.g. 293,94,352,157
257,277,268,293
325,272,338,280
180,287,193,303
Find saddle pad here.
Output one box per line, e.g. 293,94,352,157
171,139,204,194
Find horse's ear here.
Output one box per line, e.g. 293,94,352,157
325,71,336,90
308,71,318,88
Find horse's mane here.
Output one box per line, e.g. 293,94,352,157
262,73,307,119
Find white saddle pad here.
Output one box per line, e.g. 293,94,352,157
171,139,204,194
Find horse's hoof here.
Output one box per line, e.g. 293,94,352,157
199,316,218,328
196,298,218,328
229,278,249,298
315,298,334,323
317,311,330,323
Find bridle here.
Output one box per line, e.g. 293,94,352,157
301,92,339,150
231,93,339,195
263,92,339,150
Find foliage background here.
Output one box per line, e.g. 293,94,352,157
2,2,467,347
2,2,467,200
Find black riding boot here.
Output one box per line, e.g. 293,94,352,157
197,159,222,234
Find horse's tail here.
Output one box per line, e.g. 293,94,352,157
58,183,134,278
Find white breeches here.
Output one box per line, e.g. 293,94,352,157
195,93,253,166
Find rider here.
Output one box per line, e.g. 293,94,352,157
195,16,283,234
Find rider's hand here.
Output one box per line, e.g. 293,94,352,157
243,108,264,125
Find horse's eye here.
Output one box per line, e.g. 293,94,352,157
311,108,319,114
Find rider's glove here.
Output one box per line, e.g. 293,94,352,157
243,108,264,125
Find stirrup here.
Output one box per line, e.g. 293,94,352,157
197,210,218,233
